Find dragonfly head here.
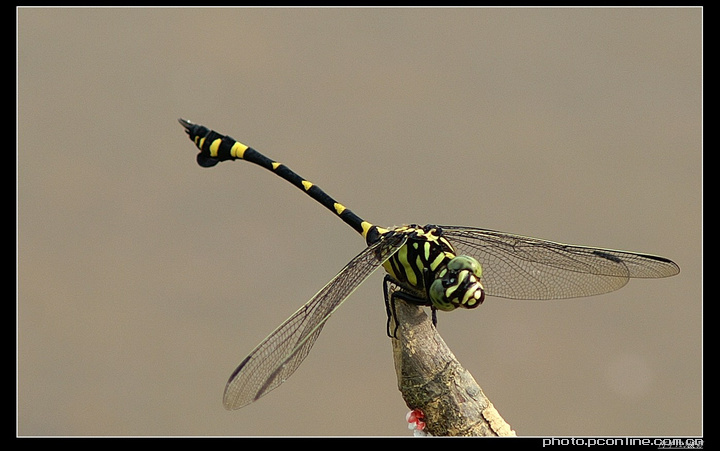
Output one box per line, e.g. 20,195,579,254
429,255,485,311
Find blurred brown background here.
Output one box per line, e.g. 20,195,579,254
18,7,701,436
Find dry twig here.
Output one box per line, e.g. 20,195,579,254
391,300,516,437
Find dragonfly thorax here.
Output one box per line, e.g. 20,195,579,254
381,225,486,311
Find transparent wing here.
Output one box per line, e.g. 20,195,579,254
440,226,679,300
223,232,407,410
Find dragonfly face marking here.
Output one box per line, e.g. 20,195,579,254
430,255,485,311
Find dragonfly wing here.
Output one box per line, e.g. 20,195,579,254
223,232,407,410
440,226,679,300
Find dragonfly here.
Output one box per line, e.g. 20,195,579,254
179,118,679,410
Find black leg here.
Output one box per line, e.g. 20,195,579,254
382,276,396,338
383,276,433,338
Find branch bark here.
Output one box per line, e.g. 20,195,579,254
391,299,516,437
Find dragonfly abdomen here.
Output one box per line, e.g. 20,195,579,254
179,118,386,242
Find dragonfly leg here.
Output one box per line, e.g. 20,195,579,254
382,275,395,337
383,275,434,338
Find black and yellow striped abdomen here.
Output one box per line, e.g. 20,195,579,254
179,119,387,244
180,118,485,313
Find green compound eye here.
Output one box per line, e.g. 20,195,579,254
447,255,482,277
429,256,484,311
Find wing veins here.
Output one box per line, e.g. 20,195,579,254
440,226,678,300
222,233,406,409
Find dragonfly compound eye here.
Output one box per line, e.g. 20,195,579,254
429,256,485,311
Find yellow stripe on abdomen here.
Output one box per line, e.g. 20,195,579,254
230,141,248,159
209,138,222,157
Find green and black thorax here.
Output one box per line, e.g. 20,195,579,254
381,224,484,312
179,119,485,313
